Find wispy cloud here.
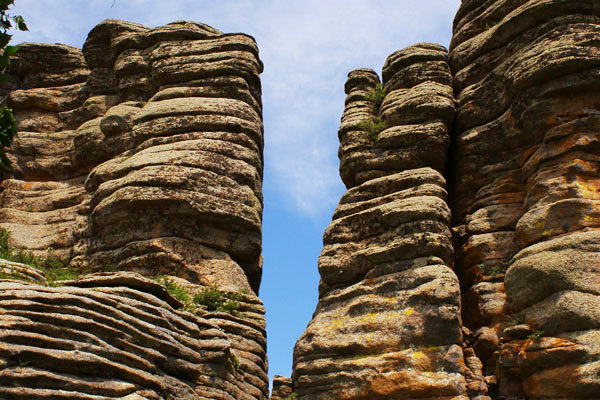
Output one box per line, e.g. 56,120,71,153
10,0,460,217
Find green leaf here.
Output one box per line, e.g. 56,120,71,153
12,15,26,31
0,53,9,68
4,44,18,55
0,32,11,48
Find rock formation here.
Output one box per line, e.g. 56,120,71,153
450,0,600,398
2,1,600,399
0,19,268,399
292,44,469,399
290,1,600,399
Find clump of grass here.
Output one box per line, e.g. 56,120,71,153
154,277,243,316
528,330,544,343
156,276,190,303
283,393,299,400
0,228,80,286
193,286,241,315
476,263,501,278
357,117,387,141
365,83,386,114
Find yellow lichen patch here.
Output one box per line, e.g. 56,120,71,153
404,308,414,316
535,221,546,229
360,312,378,324
411,351,425,360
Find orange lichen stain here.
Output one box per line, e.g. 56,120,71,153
21,182,31,190
365,278,374,285
404,308,414,316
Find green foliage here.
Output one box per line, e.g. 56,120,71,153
357,116,387,141
283,393,299,400
365,83,386,114
193,286,241,315
477,263,501,278
156,276,190,303
506,313,525,326
0,228,80,285
154,278,243,316
461,175,473,185
0,0,27,171
528,330,544,343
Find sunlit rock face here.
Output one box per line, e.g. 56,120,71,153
292,44,469,400
0,19,268,399
449,0,600,398
291,1,600,399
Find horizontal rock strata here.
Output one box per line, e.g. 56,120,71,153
292,44,468,399
1,19,267,399
0,271,254,399
449,0,600,398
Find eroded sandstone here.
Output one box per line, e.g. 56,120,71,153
1,19,267,400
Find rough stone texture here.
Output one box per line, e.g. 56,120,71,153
0,19,267,399
0,271,260,399
449,0,600,398
269,375,293,400
292,45,468,399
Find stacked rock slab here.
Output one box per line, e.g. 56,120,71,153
449,1,600,398
0,271,254,399
0,19,268,399
292,44,469,399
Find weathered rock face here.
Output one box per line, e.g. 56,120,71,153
292,44,469,400
0,19,267,399
0,270,265,399
292,1,600,399
449,0,600,398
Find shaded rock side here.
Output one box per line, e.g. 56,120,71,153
269,375,293,400
292,45,468,399
0,271,256,399
0,19,268,400
449,1,600,398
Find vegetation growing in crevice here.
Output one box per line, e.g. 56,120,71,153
365,83,385,114
194,285,242,314
0,228,81,285
155,276,243,316
358,117,387,141
357,83,387,141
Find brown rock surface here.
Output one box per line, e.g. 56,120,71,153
1,19,267,399
292,45,468,399
449,0,600,398
0,272,256,399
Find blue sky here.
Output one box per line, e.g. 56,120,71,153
10,0,461,386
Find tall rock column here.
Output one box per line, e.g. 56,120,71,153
449,1,600,398
292,44,468,399
1,20,268,399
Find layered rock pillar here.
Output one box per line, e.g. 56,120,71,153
449,0,600,398
292,44,469,399
0,19,268,399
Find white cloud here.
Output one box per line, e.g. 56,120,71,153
9,0,460,217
